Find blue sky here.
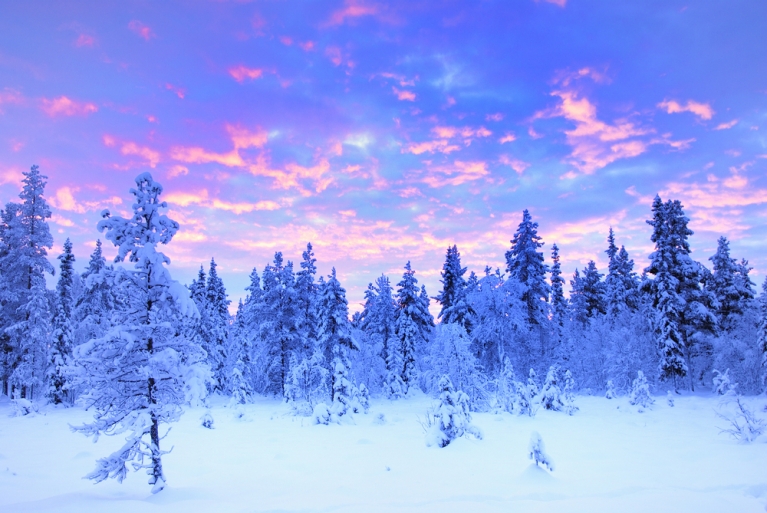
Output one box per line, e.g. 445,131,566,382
1,0,766,311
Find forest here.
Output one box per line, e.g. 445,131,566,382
1,165,765,491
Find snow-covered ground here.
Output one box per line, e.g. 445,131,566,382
1,393,765,513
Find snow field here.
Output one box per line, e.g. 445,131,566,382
1,393,766,513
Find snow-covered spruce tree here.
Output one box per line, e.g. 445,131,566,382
73,240,118,351
549,244,568,334
569,261,606,324
527,368,540,399
539,366,564,411
0,165,55,399
204,258,230,390
435,245,473,333
355,275,393,394
224,300,253,405
505,209,550,328
707,236,755,331
70,173,208,493
394,261,434,393
759,278,767,384
316,268,358,417
496,357,518,414
628,370,654,411
425,323,486,410
644,196,717,391
48,238,76,405
425,375,481,447
258,253,299,397
285,348,329,415
604,228,641,317
295,243,319,355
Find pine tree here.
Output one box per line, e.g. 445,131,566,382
435,245,472,332
71,172,207,493
395,262,434,392
73,240,116,351
0,165,54,398
549,244,567,326
758,278,767,381
569,261,606,322
505,209,550,326
359,275,397,394
48,238,75,404
204,258,230,390
316,268,357,407
295,243,319,355
644,195,716,390
707,236,755,331
604,228,640,315
258,253,298,397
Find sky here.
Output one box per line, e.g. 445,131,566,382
1,0,766,314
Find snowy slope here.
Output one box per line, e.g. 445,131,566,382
0,393,765,513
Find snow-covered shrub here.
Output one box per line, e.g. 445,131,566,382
284,350,329,416
605,379,617,399
383,374,405,400
424,323,488,411
528,431,554,471
312,403,332,425
495,358,517,414
329,352,355,420
712,369,735,396
373,413,386,425
425,375,482,448
516,378,535,417
666,391,675,408
628,370,654,411
527,368,540,399
200,412,214,429
540,366,563,411
716,395,765,443
563,370,578,415
355,383,370,414
11,397,37,417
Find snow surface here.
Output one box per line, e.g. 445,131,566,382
1,392,766,513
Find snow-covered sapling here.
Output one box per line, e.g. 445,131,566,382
527,368,540,400
528,431,554,471
200,412,214,429
425,375,482,448
12,397,37,417
312,403,332,425
540,366,563,411
355,383,370,414
628,370,654,412
666,391,675,408
712,369,735,396
605,379,617,400
563,370,578,415
717,396,766,443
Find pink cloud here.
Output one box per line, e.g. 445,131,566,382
167,165,189,179
392,87,416,101
171,125,267,168
537,0,567,6
714,119,738,130
40,96,98,117
102,135,161,168
299,41,316,51
325,0,379,26
128,20,154,40
499,154,530,174
534,85,653,174
279,36,293,46
74,34,96,47
423,160,490,187
0,166,23,186
486,113,504,122
48,186,123,214
657,99,714,120
0,89,23,113
402,139,460,155
164,189,281,214
165,83,185,99
499,133,517,144
229,65,264,83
